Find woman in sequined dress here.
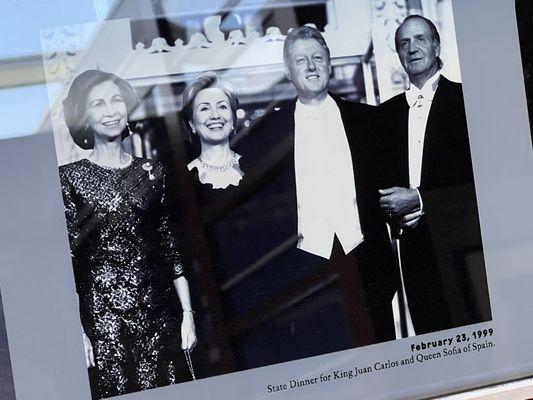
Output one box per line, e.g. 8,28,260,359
59,70,197,399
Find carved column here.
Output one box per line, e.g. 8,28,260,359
370,0,410,103
407,0,423,14
420,0,438,20
434,0,462,82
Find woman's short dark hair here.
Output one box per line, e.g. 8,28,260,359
395,15,443,70
283,25,330,66
181,71,239,139
63,69,139,149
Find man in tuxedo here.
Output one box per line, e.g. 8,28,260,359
235,26,397,362
378,15,491,335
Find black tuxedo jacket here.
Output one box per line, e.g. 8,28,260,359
378,77,491,334
234,94,398,347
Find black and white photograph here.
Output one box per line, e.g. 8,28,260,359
40,0,492,398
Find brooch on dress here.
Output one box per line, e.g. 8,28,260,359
142,162,155,180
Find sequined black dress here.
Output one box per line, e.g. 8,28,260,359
59,157,187,399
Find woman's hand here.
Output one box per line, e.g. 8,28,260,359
181,311,197,351
82,332,95,368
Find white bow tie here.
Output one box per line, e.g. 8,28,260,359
406,92,425,108
406,88,432,108
405,74,440,108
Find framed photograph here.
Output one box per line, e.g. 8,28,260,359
0,0,532,399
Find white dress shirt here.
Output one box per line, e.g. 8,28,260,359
393,72,441,338
405,72,441,190
294,95,364,259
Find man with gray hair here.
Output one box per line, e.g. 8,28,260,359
378,15,491,335
236,25,397,362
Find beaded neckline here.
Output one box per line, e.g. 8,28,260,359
197,153,239,172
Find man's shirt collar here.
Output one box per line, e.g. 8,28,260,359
405,72,441,107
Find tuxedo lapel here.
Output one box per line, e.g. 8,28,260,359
419,77,451,188
268,99,296,176
396,96,410,187
330,93,358,170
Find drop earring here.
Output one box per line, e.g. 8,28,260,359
127,122,134,135
82,123,91,146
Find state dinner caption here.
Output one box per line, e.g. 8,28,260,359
266,328,495,394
